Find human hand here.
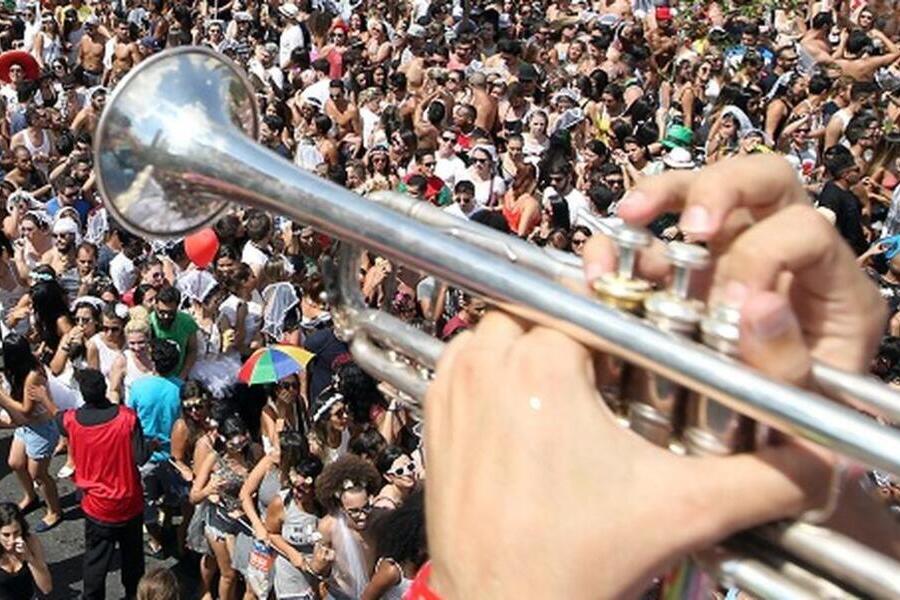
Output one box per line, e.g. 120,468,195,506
12,536,32,562
425,312,835,598
309,542,335,573
253,524,269,543
585,154,885,374
426,155,881,598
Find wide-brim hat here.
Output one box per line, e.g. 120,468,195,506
0,51,40,83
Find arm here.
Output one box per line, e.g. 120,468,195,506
131,415,152,465
189,451,219,505
169,419,194,480
824,112,844,148
241,454,276,540
179,332,198,380
265,494,334,579
85,338,100,370
32,33,45,68
23,534,52,595
361,560,402,600
860,50,900,72
49,321,78,376
679,86,695,129
765,101,785,144
107,354,125,404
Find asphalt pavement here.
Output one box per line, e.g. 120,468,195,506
0,430,200,599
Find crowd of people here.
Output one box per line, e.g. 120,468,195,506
0,0,897,598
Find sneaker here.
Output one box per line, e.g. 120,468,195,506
57,464,75,478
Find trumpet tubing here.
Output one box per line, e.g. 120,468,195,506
94,47,900,598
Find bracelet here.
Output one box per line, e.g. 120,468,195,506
800,457,848,524
302,563,326,582
406,562,442,600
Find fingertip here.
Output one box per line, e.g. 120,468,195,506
616,189,661,224
582,236,617,282
738,291,811,385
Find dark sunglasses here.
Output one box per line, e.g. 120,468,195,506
388,462,416,477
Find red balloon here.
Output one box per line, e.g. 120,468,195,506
184,228,219,268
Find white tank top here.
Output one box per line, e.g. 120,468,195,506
123,350,150,402
90,334,122,379
21,129,50,158
323,429,350,464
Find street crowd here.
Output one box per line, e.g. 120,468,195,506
0,0,898,598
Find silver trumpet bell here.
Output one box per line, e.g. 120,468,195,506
95,47,900,598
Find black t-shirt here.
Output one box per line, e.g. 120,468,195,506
818,181,868,255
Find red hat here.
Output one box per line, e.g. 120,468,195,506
0,51,40,83
655,6,673,21
331,19,349,33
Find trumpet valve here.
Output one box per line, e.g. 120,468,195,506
627,243,711,446
592,225,653,313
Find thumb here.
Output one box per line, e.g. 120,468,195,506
738,290,811,387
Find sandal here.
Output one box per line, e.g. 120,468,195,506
145,542,165,559
35,517,61,533
18,498,41,515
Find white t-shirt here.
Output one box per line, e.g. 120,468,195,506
435,154,467,188
461,170,506,209
279,24,307,68
241,241,270,274
443,202,474,219
300,78,331,108
543,186,590,226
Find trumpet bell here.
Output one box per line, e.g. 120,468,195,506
94,47,259,238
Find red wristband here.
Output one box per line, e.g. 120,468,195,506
404,561,442,600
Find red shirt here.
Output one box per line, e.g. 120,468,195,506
64,407,144,523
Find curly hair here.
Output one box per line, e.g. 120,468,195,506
369,488,427,568
315,454,381,512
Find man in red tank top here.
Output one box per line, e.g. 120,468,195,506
56,369,150,600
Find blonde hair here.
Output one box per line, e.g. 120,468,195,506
125,308,151,336
136,568,179,600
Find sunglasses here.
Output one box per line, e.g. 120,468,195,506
572,237,588,246
442,135,456,142
277,380,298,390
332,408,348,419
344,503,372,518
387,462,416,477
75,316,94,324
184,401,206,411
103,325,121,332
422,161,436,167
473,157,490,164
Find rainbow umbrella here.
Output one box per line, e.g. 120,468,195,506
238,345,315,385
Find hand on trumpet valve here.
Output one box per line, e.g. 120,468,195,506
425,156,895,599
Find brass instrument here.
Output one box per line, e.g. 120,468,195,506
94,47,900,598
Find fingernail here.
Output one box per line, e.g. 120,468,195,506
748,296,796,339
679,205,713,235
723,280,748,308
618,190,646,212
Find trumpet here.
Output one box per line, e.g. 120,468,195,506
94,48,900,598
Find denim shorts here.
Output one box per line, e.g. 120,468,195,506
14,420,60,460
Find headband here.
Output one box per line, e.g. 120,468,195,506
29,270,54,282
72,295,105,312
312,390,344,423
